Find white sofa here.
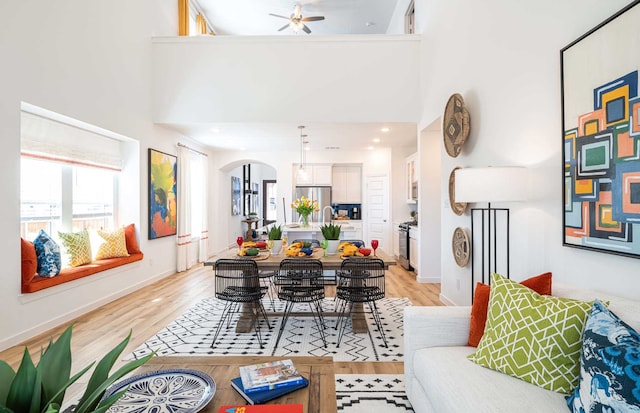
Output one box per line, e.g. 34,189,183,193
403,284,640,413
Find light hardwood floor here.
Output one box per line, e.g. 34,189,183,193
0,261,442,393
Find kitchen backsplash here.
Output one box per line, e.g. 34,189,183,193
332,203,362,220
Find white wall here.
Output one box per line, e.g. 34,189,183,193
151,35,420,124
0,0,187,350
417,0,637,304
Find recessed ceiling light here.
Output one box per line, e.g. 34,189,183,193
381,127,390,133
365,21,376,27
373,138,381,143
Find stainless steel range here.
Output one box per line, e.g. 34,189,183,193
398,221,417,271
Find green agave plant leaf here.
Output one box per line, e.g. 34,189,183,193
6,348,37,413
89,387,129,413
0,360,16,405
28,368,41,413
42,363,94,413
43,403,59,413
0,406,15,413
38,325,73,407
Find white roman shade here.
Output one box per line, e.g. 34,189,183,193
21,110,124,170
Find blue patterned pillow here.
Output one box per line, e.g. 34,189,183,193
567,300,640,411
33,229,61,277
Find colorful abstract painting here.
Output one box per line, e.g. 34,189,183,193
148,148,177,239
231,176,241,216
562,2,640,257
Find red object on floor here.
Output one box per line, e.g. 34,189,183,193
218,405,303,413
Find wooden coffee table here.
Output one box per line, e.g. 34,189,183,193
139,356,337,413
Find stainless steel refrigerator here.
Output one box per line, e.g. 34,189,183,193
293,186,332,224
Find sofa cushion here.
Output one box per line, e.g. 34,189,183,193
58,229,92,267
469,273,592,394
567,300,640,412
33,229,61,277
124,223,142,254
95,227,129,260
468,272,552,346
21,238,37,285
413,346,567,413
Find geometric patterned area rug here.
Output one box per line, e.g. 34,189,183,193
127,297,411,362
336,374,414,412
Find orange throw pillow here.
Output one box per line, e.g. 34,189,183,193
124,223,142,254
21,238,38,285
467,272,552,347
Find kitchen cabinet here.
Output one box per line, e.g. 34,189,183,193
332,165,362,203
409,227,419,274
406,153,418,203
294,164,332,186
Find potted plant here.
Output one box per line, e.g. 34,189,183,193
267,225,283,255
320,223,341,255
0,324,153,413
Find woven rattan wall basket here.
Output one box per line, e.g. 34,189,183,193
443,93,471,158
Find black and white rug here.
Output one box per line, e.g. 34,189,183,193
336,374,414,412
128,297,410,362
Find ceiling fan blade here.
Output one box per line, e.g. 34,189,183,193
294,4,302,18
278,23,290,31
301,16,324,22
268,13,290,19
302,24,311,34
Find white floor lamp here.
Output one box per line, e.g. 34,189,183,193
455,167,528,302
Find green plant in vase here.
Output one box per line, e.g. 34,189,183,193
267,225,283,255
320,223,341,255
0,324,154,413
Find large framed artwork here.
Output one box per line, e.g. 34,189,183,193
148,148,177,239
562,1,640,258
231,176,241,216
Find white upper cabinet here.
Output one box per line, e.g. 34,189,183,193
332,165,362,203
293,164,333,186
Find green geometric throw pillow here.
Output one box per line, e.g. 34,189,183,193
58,228,92,267
468,273,593,394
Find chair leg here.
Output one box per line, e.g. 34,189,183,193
336,301,353,348
367,300,388,348
272,300,294,354
257,300,272,330
251,303,264,349
309,301,327,348
211,300,234,348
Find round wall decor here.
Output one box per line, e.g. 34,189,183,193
443,93,471,158
452,227,470,268
448,167,467,216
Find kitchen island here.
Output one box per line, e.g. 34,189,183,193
282,221,362,241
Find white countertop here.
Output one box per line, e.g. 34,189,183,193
283,221,357,231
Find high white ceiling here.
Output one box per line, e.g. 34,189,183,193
165,122,418,152
168,1,417,153
198,0,400,36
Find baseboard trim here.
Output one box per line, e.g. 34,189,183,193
416,275,440,283
1,269,175,352
439,293,457,306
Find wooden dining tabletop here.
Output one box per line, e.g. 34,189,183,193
206,247,396,271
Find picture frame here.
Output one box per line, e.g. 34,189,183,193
148,148,177,239
231,176,241,216
561,1,640,258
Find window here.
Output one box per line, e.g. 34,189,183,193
20,157,117,240
263,180,277,225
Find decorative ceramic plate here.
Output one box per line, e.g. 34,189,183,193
452,227,470,268
236,250,270,260
104,368,215,413
443,93,471,158
448,167,467,216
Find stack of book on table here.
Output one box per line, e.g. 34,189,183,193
229,359,308,405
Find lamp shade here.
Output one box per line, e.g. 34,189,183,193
454,167,528,203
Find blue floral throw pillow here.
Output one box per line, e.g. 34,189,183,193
33,229,61,277
566,300,640,412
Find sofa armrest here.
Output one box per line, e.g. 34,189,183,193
403,306,472,397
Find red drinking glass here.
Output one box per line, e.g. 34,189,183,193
236,236,244,249
371,239,379,256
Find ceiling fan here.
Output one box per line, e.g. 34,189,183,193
269,4,325,34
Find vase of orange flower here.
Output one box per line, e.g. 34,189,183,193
292,196,319,227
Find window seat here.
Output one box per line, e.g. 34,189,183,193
22,253,144,294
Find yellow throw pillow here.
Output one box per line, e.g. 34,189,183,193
95,228,130,260
58,229,92,267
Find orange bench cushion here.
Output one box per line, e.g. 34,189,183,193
22,253,143,294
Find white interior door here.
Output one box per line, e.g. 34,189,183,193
365,174,390,254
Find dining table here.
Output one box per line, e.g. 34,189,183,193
204,247,396,334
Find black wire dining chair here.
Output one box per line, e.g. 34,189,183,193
210,259,271,349
273,258,327,351
335,257,388,348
